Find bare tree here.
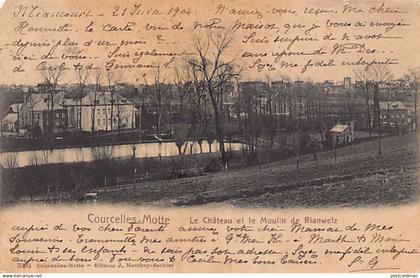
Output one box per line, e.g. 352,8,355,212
355,65,391,155
27,94,36,132
152,65,167,137
90,146,114,161
3,153,18,168
75,68,91,132
371,65,391,156
90,146,114,189
369,64,392,84
186,59,204,136
39,67,65,136
106,70,123,132
354,67,373,137
343,86,358,122
115,95,123,132
166,90,174,134
174,125,188,156
405,68,419,132
56,149,65,164
90,70,101,132
75,148,85,163
40,150,50,164
354,66,381,136
173,66,189,117
188,29,240,169
29,153,39,166
29,150,49,166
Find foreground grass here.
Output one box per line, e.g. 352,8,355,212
98,133,419,208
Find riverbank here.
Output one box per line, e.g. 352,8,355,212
98,133,419,208
1,145,286,204
0,139,244,168
2,133,417,207
0,130,170,153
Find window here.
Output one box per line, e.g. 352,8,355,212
103,108,106,114
97,119,101,126
103,119,106,125
97,108,100,115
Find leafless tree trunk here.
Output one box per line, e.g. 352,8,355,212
372,65,391,156
40,67,65,137
3,153,18,168
76,68,91,132
106,70,122,133
405,68,419,132
356,65,391,155
28,96,36,134
344,87,357,122
91,70,101,132
174,66,188,118
354,67,373,137
153,65,167,137
188,29,240,169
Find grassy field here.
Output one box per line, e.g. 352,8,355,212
97,133,419,208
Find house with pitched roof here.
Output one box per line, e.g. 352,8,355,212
379,101,414,128
1,104,22,133
63,91,136,132
330,122,354,145
18,93,68,135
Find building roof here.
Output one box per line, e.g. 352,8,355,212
330,124,350,133
33,97,64,111
379,101,408,111
9,103,22,113
81,91,133,105
63,99,77,106
1,113,18,124
31,102,64,111
24,93,64,111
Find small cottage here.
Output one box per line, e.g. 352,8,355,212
330,122,354,145
1,113,18,133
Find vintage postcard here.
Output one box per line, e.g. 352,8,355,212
0,0,419,274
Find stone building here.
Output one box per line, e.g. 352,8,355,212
64,91,136,132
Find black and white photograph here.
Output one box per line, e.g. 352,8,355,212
1,43,419,208
0,0,419,274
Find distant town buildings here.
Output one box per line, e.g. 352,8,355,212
344,77,352,89
18,92,68,135
379,101,414,128
0,77,416,138
1,85,136,137
1,104,21,133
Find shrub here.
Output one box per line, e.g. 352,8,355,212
204,156,222,172
241,148,259,166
